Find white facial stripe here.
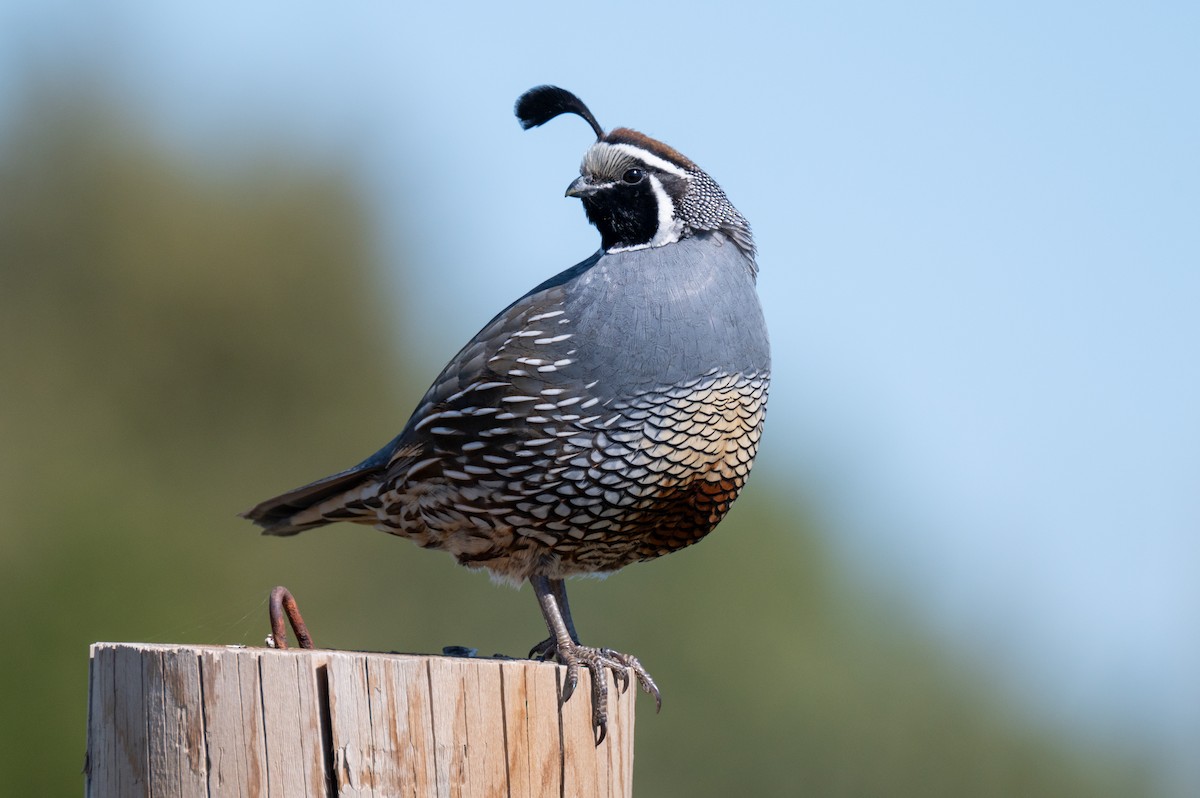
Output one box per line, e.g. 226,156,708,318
608,143,690,179
647,174,682,246
584,142,690,181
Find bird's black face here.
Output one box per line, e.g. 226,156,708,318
571,168,664,252
567,132,693,253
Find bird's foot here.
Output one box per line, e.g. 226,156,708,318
528,637,661,744
528,635,557,662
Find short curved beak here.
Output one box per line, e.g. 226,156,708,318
565,175,598,198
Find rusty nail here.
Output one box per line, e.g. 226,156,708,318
268,585,314,650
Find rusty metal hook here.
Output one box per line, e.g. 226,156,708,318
267,585,314,650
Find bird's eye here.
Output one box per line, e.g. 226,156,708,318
622,168,645,184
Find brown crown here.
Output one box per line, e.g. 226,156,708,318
602,128,697,172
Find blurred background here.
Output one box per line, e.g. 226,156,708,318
1,2,1196,795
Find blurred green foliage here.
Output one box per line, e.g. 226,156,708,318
0,91,1155,796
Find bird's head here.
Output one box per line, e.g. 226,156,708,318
516,85,755,260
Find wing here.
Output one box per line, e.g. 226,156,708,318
383,252,602,475
245,253,601,536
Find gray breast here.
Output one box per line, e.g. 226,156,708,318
563,232,770,393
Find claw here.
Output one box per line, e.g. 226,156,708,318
610,661,630,694
562,660,580,703
633,667,662,712
633,666,661,711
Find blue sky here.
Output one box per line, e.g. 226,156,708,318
3,0,1197,787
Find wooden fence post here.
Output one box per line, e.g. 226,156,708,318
85,642,635,797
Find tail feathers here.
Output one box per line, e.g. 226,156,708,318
242,465,383,536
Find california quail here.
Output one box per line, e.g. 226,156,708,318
243,85,770,741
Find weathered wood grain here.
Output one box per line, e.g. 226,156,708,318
198,646,269,797
258,649,329,795
86,643,635,797
147,647,208,797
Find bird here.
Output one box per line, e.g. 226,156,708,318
243,85,770,743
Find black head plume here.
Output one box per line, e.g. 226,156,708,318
515,85,604,140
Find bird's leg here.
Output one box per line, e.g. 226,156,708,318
529,575,662,744
528,577,578,659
